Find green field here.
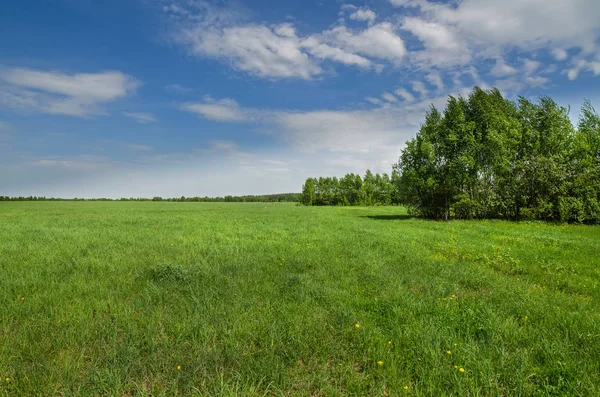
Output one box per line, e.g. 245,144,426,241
1,202,599,396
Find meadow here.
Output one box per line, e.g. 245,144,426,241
1,202,599,396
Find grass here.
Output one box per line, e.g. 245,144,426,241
1,202,599,396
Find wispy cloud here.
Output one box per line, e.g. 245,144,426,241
0,68,139,116
181,97,251,122
165,84,192,94
123,112,157,124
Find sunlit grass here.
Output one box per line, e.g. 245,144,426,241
1,202,599,395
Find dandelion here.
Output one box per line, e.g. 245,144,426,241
355,323,360,328
177,365,181,370
453,343,457,346
459,368,465,373
454,365,458,369
447,351,451,355
339,363,343,366
377,361,384,366
388,341,392,345
403,386,409,390
20,297,25,301
5,378,9,382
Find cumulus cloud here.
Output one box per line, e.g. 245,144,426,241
491,58,517,77
0,68,139,116
168,1,406,79
349,9,377,23
178,23,322,79
320,23,406,63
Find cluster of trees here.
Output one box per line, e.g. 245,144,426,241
0,193,301,203
301,171,397,206
394,87,600,223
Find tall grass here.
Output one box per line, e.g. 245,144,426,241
1,202,599,395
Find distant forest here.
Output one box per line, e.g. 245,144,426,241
0,193,301,203
302,87,600,224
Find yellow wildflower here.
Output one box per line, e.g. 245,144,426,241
447,351,451,355
388,341,392,345
355,323,360,328
5,378,9,382
403,386,409,390
459,368,465,373
177,365,181,370
377,361,384,366
454,365,458,369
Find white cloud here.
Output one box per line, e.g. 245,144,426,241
566,58,600,80
169,0,408,80
300,37,373,69
525,76,549,87
181,97,250,122
394,0,600,73
366,97,382,105
394,88,415,102
320,23,407,63
427,0,600,53
123,112,157,124
523,59,541,75
389,0,417,6
272,108,405,153
381,92,398,103
412,81,428,98
491,58,517,77
402,17,470,66
551,48,569,61
179,23,322,79
349,9,377,24
425,71,444,91
0,68,139,116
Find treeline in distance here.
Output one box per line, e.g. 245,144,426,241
0,193,301,203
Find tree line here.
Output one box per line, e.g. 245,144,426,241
302,87,600,223
0,193,301,203
301,171,398,206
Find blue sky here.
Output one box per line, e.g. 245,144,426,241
1,0,600,198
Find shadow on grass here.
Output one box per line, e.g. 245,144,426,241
362,214,415,221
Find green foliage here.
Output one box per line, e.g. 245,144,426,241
301,170,396,206
1,202,600,395
394,87,600,223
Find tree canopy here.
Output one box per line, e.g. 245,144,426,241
393,87,600,223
